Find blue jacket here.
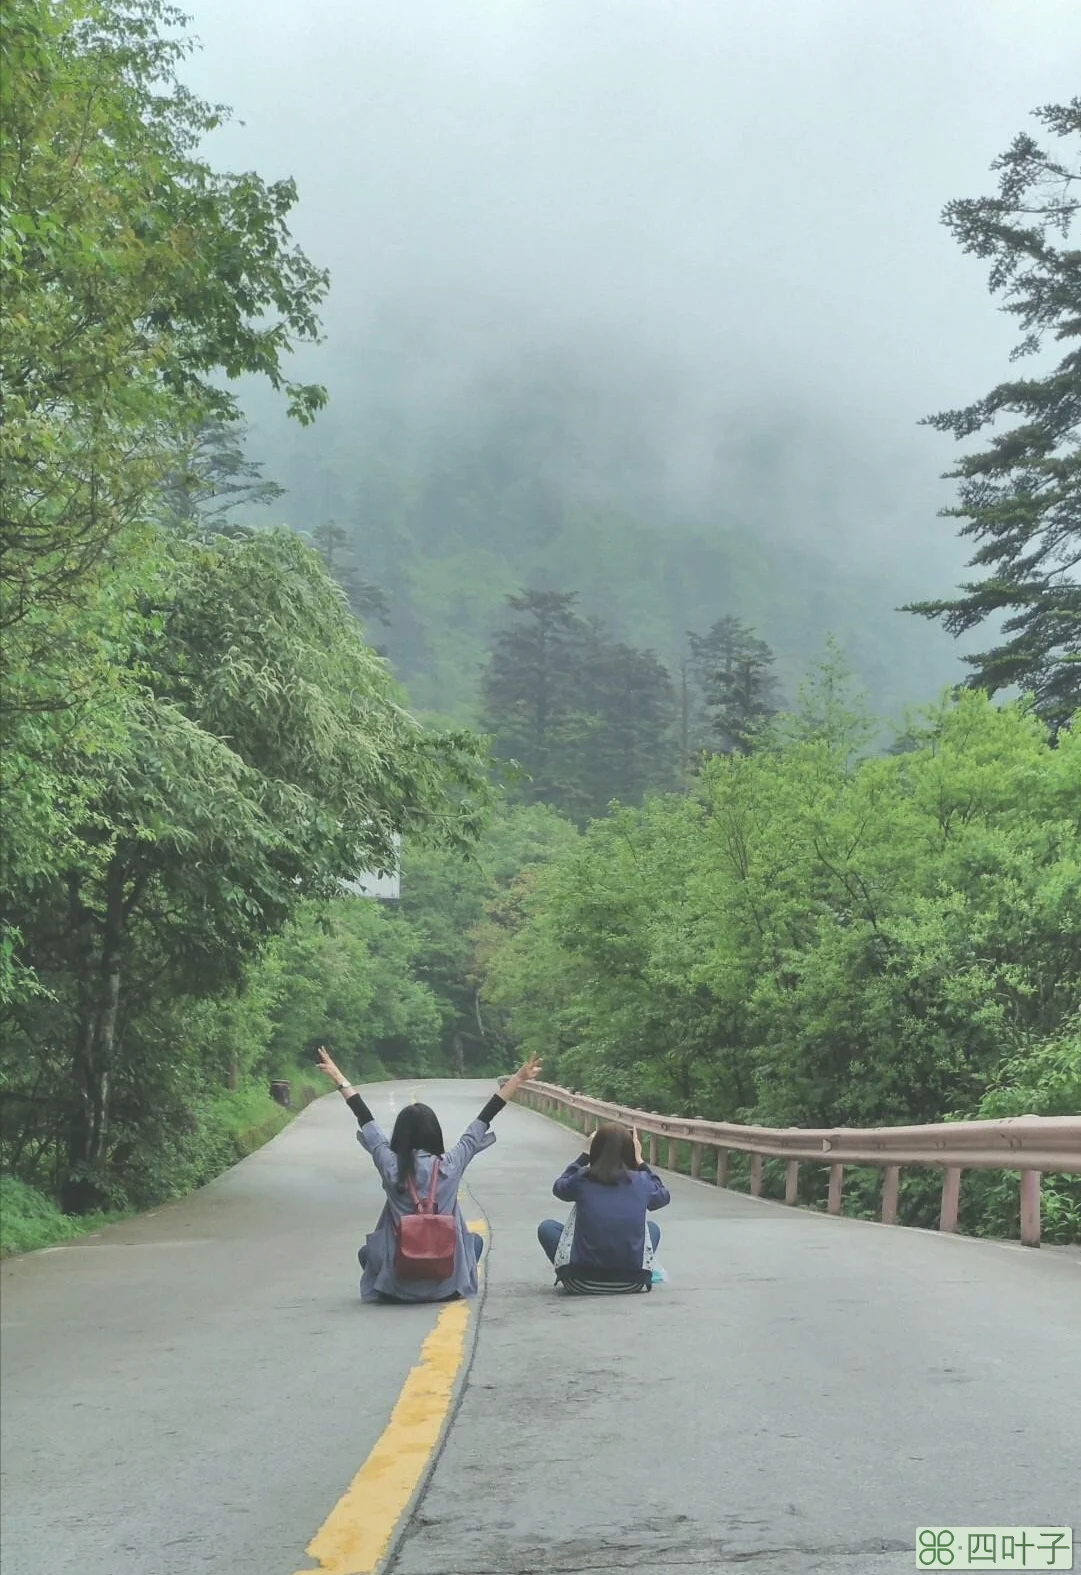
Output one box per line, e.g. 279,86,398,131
553,1153,670,1273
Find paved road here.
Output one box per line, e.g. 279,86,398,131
2,1082,1079,1575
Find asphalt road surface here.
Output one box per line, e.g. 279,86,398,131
2,1081,1079,1575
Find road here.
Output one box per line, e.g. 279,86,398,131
1,1081,1079,1575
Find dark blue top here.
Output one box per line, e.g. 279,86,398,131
553,1153,670,1273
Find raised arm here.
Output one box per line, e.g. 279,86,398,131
552,1154,591,1202
441,1056,543,1176
476,1056,542,1126
314,1046,374,1125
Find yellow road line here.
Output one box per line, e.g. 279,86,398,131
293,1220,487,1575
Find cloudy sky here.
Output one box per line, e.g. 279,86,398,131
180,0,1079,573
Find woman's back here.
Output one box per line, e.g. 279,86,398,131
357,1117,494,1302
550,1125,670,1277
565,1168,663,1272
313,1047,543,1305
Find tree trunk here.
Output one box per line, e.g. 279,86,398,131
63,858,126,1214
452,1030,465,1078
680,658,689,764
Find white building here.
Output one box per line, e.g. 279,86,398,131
340,833,401,902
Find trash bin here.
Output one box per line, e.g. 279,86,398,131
269,1080,291,1108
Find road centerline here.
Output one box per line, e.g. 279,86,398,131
292,1218,488,1575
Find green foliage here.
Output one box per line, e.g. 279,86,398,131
400,803,581,1073
1,527,490,1210
907,99,1081,728
3,1,1075,1261
963,1013,1081,1246
0,1176,128,1258
1,0,327,643
267,899,444,1079
476,683,1081,1240
0,0,498,1236
251,373,959,732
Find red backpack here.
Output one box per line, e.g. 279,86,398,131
394,1161,458,1282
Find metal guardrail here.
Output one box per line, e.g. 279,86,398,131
511,1080,1081,1247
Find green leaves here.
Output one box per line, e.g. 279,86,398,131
475,688,1081,1223
1,0,328,642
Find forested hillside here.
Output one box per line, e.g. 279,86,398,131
238,354,966,728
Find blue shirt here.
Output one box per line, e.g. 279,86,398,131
553,1153,670,1273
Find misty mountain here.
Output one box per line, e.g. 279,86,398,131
178,0,1078,726
238,343,966,724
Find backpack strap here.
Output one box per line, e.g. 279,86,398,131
401,1158,441,1215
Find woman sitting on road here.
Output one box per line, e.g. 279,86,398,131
315,1047,541,1303
538,1123,670,1293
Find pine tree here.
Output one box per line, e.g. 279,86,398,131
580,631,676,809
687,615,782,754
482,590,590,810
160,418,285,533
311,522,390,626
906,100,1081,729
483,591,677,817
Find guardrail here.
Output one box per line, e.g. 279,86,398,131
510,1080,1081,1247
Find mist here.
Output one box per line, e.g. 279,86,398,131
180,0,1081,712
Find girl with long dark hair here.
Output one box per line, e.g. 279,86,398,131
315,1047,541,1303
538,1122,670,1292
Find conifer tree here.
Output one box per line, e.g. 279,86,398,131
906,100,1081,729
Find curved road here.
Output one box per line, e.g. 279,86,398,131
2,1081,1078,1575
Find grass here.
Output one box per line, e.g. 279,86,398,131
0,1176,131,1258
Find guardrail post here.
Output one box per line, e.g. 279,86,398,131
750,1153,763,1197
690,1142,703,1179
1020,1170,1041,1247
881,1165,900,1225
939,1166,961,1234
828,1163,844,1215
715,1148,728,1187
666,1138,678,1170
784,1159,799,1205
648,1133,658,1166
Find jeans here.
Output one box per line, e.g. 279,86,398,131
537,1218,660,1264
358,1232,485,1270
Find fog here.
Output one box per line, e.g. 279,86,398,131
180,0,1080,698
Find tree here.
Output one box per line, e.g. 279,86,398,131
482,590,590,809
399,803,580,1074
474,688,1081,1241
0,0,332,1001
159,418,285,533
906,100,1081,729
310,522,390,626
0,0,328,654
483,590,678,818
580,633,676,808
687,615,782,754
2,530,489,1210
